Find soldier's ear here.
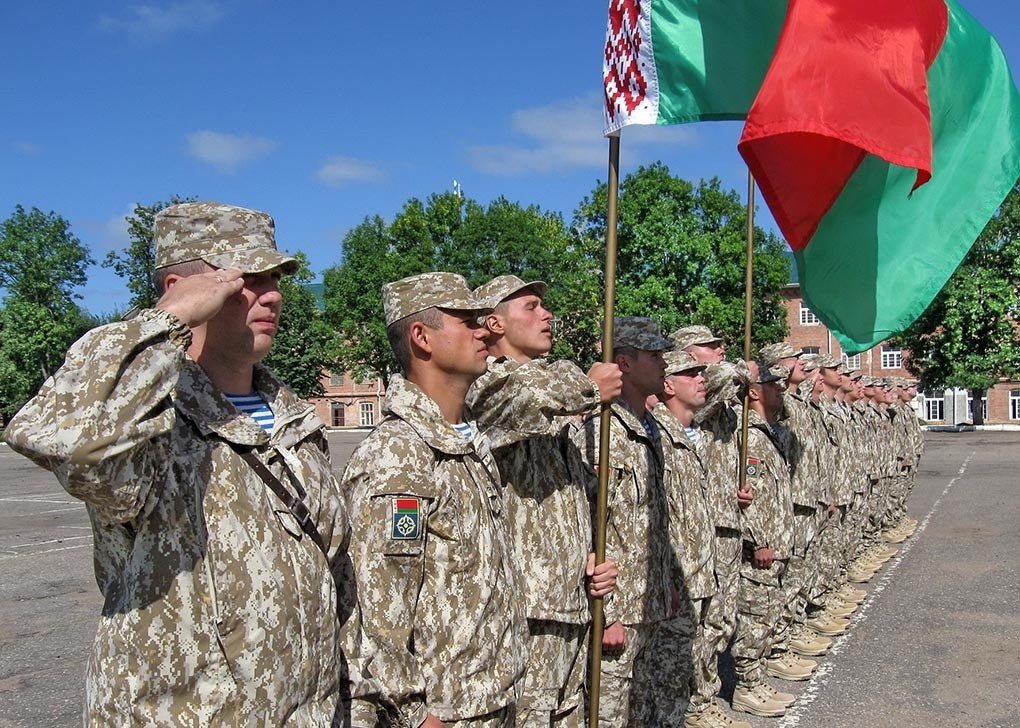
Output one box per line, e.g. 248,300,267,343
408,321,433,356
662,376,676,397
485,313,504,335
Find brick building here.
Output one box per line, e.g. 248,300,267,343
783,284,1020,426
309,370,385,429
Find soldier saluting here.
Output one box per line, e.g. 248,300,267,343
4,202,354,725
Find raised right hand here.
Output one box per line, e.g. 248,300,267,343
156,268,245,328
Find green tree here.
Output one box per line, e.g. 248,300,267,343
263,252,340,398
573,163,791,357
103,196,194,309
0,205,94,419
899,182,1020,425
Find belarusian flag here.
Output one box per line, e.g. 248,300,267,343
604,0,1020,353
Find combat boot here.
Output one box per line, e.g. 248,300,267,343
731,684,788,717
883,528,908,544
790,630,829,656
685,703,752,728
825,600,857,619
762,683,797,705
806,613,849,636
847,565,875,583
838,584,867,603
767,651,816,681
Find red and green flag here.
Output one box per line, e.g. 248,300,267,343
604,0,1020,353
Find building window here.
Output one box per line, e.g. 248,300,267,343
330,402,345,428
1010,390,1020,420
880,345,902,369
965,392,988,421
359,402,375,427
841,353,861,369
329,371,345,387
801,346,820,355
923,391,944,422
799,303,820,326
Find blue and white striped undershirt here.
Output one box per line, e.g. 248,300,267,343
225,393,275,434
453,421,475,442
685,426,702,446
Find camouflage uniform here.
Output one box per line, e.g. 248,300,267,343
771,389,824,652
648,402,717,725
466,355,601,727
341,375,526,726
889,396,923,524
572,401,675,727
4,308,351,726
732,409,794,688
688,362,749,715
814,395,855,594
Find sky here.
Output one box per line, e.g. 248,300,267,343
2,1,1018,316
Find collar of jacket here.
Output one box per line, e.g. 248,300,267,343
652,402,696,450
383,374,475,456
610,398,657,442
173,361,317,447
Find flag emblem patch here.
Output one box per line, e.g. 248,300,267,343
391,497,422,540
745,457,761,479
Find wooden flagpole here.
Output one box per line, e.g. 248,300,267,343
738,169,756,495
588,133,620,728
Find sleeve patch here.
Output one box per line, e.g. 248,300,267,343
390,496,423,540
745,457,761,479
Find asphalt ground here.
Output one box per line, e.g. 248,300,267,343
1,430,1017,727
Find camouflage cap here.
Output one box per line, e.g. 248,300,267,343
755,362,789,384
847,369,864,381
817,353,842,369
613,316,674,351
759,342,803,368
663,349,707,376
860,375,876,387
382,271,491,326
670,325,723,350
800,353,822,372
154,201,298,274
473,275,548,308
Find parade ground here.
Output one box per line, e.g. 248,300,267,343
1,430,1017,727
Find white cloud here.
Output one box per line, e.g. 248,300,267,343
13,141,41,155
316,156,386,187
186,130,275,173
75,205,135,254
99,1,225,38
468,93,695,176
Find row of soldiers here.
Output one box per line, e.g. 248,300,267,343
3,201,924,727
341,271,925,727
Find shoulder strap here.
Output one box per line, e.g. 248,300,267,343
231,445,329,558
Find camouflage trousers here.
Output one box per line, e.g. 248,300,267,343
813,504,848,597
861,478,885,548
517,619,586,728
689,528,742,713
889,470,915,523
593,623,656,727
772,505,820,651
643,597,710,725
837,491,868,576
732,560,787,687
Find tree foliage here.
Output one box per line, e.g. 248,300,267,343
263,252,340,398
323,169,791,381
103,196,194,310
900,182,1020,421
0,205,94,420
573,163,791,356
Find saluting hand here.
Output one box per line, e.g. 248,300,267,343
156,268,245,328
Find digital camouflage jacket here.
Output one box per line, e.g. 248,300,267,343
4,308,352,727
466,356,600,623
341,375,525,726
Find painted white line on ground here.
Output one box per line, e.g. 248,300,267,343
16,542,92,557
56,525,93,531
777,450,977,728
0,497,75,505
9,534,93,549
24,506,82,516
